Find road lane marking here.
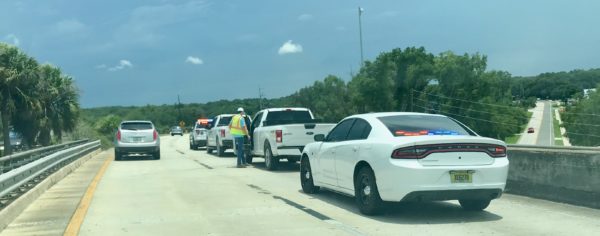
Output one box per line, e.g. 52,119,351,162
246,184,366,236
63,153,112,236
193,160,214,169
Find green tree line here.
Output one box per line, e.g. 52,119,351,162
85,47,535,141
1,43,80,155
562,85,600,146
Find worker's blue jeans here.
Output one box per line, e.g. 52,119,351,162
234,136,245,165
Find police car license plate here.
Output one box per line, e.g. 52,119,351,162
450,170,473,183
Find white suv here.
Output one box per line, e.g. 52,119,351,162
114,120,160,160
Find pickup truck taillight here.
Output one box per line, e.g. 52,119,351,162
116,130,121,141
220,129,226,137
153,130,158,141
275,130,282,143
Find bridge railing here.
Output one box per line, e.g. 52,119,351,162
0,140,100,210
0,139,89,174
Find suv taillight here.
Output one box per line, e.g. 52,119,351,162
116,130,121,141
275,130,282,143
153,130,158,141
220,129,226,137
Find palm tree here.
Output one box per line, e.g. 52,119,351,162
37,64,80,144
0,43,39,155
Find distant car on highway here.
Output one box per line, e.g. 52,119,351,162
300,112,509,215
189,119,211,150
527,127,534,133
114,120,160,161
9,131,24,151
170,126,183,136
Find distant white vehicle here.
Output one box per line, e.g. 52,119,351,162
189,119,211,150
206,114,251,156
248,108,335,170
300,112,509,215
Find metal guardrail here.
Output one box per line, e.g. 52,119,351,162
0,140,100,210
508,144,600,151
0,139,89,174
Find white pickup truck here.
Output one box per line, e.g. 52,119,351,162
206,114,234,156
247,108,335,170
206,114,252,156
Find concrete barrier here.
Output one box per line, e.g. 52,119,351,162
506,145,600,209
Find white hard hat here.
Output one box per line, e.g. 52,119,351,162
237,107,244,112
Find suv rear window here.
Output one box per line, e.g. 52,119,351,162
264,110,313,126
377,115,472,136
121,122,153,130
217,116,232,126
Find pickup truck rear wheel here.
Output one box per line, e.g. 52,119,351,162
264,143,278,170
206,139,213,153
216,139,225,157
300,157,320,193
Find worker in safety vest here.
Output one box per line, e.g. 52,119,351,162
229,107,249,168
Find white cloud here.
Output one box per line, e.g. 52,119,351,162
108,60,133,71
54,19,86,34
115,1,208,46
95,64,107,69
185,56,203,65
297,14,313,21
278,40,303,55
4,34,20,46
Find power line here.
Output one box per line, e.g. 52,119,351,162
414,104,523,128
414,98,527,118
561,121,600,128
413,89,517,109
558,110,600,117
565,132,600,139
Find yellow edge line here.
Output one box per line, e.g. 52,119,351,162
64,152,113,236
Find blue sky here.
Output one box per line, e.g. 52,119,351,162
2,0,600,107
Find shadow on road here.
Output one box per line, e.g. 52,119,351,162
304,190,503,224
251,160,299,172
117,155,157,161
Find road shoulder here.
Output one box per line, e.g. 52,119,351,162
0,150,110,236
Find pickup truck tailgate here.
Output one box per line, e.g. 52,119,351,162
280,124,334,147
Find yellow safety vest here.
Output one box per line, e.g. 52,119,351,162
230,115,245,136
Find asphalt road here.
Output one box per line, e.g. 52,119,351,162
536,101,554,146
4,136,600,235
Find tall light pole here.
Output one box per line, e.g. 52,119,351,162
358,6,365,67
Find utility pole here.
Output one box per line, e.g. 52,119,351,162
177,95,182,123
358,6,365,67
258,88,265,109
